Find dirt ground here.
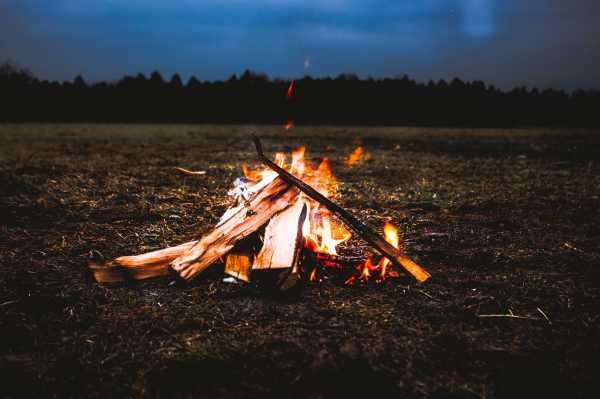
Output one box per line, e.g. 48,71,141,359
1,124,599,398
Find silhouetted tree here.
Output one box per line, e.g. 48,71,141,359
73,75,86,87
187,76,201,88
149,71,164,86
0,61,598,127
170,73,183,88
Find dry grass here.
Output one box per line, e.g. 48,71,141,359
1,124,599,398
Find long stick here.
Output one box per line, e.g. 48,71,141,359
252,136,431,283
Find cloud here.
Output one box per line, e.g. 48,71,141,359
0,0,598,89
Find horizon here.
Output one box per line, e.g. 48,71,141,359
1,1,599,91
6,65,597,95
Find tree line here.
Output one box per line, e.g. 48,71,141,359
1,62,598,127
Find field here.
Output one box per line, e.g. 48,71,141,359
1,124,599,398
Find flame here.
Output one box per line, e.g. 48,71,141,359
346,146,365,168
383,222,399,248
242,148,405,285
242,165,264,181
284,120,294,130
316,215,351,255
274,152,286,168
243,152,286,182
379,222,400,279
291,146,305,175
346,221,401,284
286,80,295,99
243,145,351,258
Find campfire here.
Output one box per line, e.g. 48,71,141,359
88,137,430,289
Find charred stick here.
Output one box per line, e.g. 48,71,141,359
315,253,364,268
252,136,431,283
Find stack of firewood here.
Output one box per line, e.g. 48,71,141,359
88,138,430,288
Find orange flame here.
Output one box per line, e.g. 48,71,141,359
346,146,365,168
379,222,400,279
243,152,286,182
274,152,286,168
284,120,294,130
346,221,401,284
286,80,295,99
243,145,351,258
314,214,351,255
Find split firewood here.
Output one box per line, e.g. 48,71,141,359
87,240,197,283
252,136,431,283
223,234,262,282
115,240,198,267
224,253,253,282
87,250,122,284
253,199,307,271
251,200,308,292
171,177,299,280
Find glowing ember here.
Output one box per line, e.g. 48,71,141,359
346,146,365,168
345,221,402,284
286,80,295,99
284,120,294,130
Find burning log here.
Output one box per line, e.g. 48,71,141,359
88,138,431,289
252,136,431,283
170,177,299,280
314,253,364,269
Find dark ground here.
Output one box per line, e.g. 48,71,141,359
1,124,599,398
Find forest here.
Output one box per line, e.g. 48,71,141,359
1,62,598,127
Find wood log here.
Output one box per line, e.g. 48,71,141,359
87,250,123,284
251,200,307,293
171,177,299,280
252,136,431,283
115,241,198,268
224,234,262,282
224,253,253,282
88,241,197,283
252,200,307,271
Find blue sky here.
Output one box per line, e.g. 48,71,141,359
1,0,599,90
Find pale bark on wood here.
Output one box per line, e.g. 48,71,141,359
88,240,197,283
252,199,307,271
171,177,299,280
115,241,198,267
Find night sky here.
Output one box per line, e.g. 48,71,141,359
1,0,599,90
